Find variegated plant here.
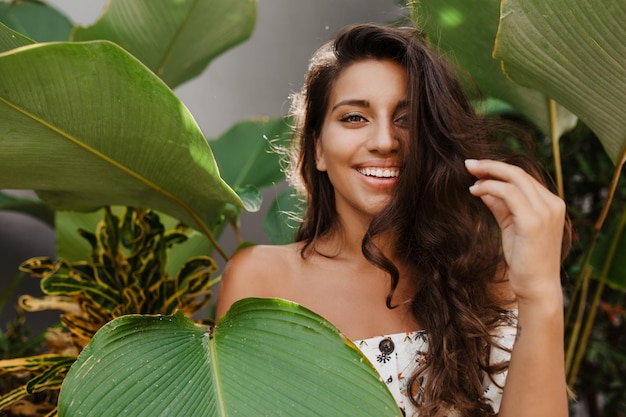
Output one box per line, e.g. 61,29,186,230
0,207,218,415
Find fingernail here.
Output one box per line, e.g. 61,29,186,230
464,159,478,166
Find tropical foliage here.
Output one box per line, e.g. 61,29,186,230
408,0,626,413
0,0,394,415
0,0,624,416
1,206,220,414
59,299,400,417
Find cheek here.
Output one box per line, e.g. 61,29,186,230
315,125,356,172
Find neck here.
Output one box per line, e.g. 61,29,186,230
317,213,396,265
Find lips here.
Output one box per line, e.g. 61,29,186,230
357,167,400,178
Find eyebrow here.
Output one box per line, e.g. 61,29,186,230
330,99,409,112
331,99,370,112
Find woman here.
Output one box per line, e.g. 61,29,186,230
216,23,570,417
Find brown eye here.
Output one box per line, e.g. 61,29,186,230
341,114,367,124
394,113,409,128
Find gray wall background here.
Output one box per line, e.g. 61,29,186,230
0,1,404,332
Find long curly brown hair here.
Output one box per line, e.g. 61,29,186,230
289,23,571,416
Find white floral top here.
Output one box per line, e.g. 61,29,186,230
353,324,517,416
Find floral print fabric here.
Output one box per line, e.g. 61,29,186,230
353,324,516,416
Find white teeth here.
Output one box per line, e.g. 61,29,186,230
358,167,400,178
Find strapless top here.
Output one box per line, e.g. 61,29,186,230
353,325,516,416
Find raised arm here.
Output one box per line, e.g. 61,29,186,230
465,159,568,417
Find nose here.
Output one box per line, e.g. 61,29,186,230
367,120,400,154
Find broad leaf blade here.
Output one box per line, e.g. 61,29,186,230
0,41,242,235
216,299,399,416
0,1,72,42
0,21,35,51
263,186,302,245
71,0,257,89
415,0,577,136
59,299,401,416
58,312,216,416
210,117,291,190
493,0,626,164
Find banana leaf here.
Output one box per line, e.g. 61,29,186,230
209,117,291,191
0,0,72,42
71,0,257,89
493,0,626,164
54,116,290,264
263,186,302,245
415,0,577,137
0,21,35,51
0,39,241,238
59,298,401,417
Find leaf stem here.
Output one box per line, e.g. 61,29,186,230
565,147,626,385
565,264,591,374
549,99,564,198
568,207,626,386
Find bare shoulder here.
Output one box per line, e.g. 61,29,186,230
223,244,299,277
215,244,301,318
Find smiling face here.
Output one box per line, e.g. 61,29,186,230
315,59,408,225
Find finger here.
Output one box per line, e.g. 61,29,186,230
475,193,514,230
465,159,537,193
469,179,533,229
470,176,566,237
465,159,546,203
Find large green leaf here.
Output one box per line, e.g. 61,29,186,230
71,0,257,89
493,0,626,164
0,40,241,237
0,21,35,51
59,298,401,416
0,0,72,42
263,186,302,245
210,117,292,217
210,117,291,190
415,0,577,136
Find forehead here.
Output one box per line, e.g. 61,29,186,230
328,59,407,105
